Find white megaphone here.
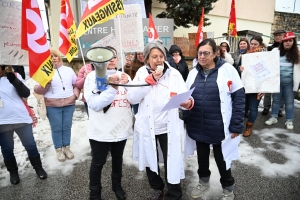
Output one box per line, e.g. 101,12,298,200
85,47,115,91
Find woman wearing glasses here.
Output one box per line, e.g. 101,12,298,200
84,46,132,200
185,39,245,200
127,40,192,200
34,49,79,162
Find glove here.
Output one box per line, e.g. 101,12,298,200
6,72,16,83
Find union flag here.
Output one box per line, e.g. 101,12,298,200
21,0,53,87
195,7,204,47
76,0,125,38
59,0,78,62
148,13,159,43
228,0,237,37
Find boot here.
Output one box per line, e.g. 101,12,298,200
243,122,253,137
191,178,210,199
4,156,20,185
29,154,47,179
90,185,102,200
112,173,126,200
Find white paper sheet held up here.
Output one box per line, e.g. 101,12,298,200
161,87,195,112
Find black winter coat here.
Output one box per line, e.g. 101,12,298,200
168,45,189,81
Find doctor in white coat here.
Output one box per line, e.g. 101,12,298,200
127,40,193,200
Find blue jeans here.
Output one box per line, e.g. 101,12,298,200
0,124,39,161
245,93,261,123
271,84,294,120
46,105,75,149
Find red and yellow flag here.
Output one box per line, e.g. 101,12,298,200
195,7,204,47
148,13,159,43
228,0,237,37
76,0,125,38
59,0,78,62
21,0,53,87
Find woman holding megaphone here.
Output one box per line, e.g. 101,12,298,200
84,46,133,200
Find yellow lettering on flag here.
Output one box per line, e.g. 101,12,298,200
76,0,125,38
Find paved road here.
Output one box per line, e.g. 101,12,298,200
0,106,299,200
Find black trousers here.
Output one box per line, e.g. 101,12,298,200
146,133,182,200
196,141,234,188
89,139,127,187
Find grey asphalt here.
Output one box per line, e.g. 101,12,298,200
0,106,299,200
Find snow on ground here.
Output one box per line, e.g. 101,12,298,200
1,77,300,200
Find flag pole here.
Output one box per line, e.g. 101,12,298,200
77,38,87,71
117,15,124,72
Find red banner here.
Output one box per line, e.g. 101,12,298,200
148,13,159,43
59,0,78,62
21,0,53,87
228,0,237,37
195,7,204,47
76,0,125,38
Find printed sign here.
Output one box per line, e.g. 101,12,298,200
124,0,146,18
0,0,28,65
241,50,280,93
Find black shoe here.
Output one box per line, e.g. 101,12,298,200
262,108,269,115
147,189,165,200
278,110,284,117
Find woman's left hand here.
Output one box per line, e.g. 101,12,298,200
231,133,239,139
180,99,192,109
119,73,128,84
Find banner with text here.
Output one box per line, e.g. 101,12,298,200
0,0,28,65
78,18,173,57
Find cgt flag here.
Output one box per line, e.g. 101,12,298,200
228,0,237,37
195,7,204,47
148,13,159,43
59,0,78,62
21,0,53,87
76,0,125,39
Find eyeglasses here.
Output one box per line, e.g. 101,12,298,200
198,51,211,57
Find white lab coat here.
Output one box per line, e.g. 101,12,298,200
185,63,244,169
126,63,187,184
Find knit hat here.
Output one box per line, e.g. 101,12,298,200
282,31,296,41
273,29,286,35
143,39,166,65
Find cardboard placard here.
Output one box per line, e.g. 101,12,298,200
173,37,189,57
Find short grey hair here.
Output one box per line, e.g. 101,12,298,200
143,39,166,65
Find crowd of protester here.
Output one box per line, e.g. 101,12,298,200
0,29,299,200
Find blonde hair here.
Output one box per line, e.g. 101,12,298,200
50,49,62,63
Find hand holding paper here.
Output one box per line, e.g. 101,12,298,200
161,87,195,112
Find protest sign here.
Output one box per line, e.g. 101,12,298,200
241,50,280,93
114,4,144,52
124,0,146,18
0,0,28,65
90,33,125,70
173,37,189,57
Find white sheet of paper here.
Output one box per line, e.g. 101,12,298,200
222,135,240,170
161,87,195,112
